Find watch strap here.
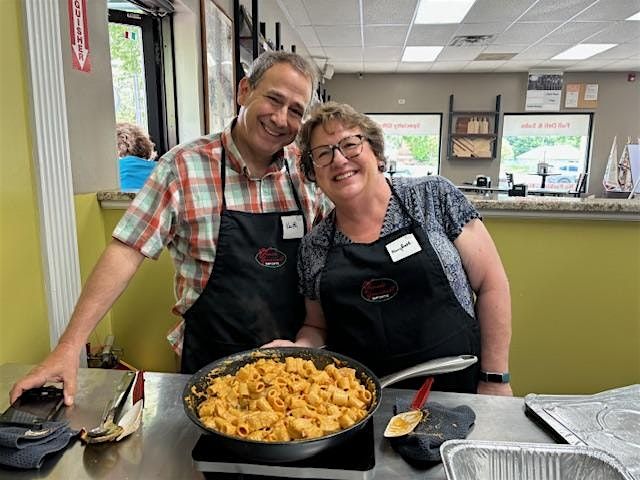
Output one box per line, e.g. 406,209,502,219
479,371,511,383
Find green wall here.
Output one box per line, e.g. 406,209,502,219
485,218,640,395
0,0,51,365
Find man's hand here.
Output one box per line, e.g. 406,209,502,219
10,342,81,406
477,381,513,396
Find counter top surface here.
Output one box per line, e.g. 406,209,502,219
97,190,640,220
0,364,555,479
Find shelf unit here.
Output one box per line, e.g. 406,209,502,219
447,94,501,160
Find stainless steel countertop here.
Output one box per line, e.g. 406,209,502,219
0,364,556,479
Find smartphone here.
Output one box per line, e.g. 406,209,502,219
0,386,65,427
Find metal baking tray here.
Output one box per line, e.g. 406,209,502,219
525,384,639,479
441,440,634,480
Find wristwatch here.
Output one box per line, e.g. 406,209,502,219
479,371,511,383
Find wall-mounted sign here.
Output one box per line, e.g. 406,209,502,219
68,0,91,73
525,71,563,111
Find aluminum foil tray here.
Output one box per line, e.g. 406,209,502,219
525,384,639,479
441,440,634,480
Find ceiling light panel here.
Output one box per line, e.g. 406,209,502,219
628,11,640,20
552,43,617,59
402,46,444,61
415,0,477,24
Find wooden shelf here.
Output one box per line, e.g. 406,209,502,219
447,94,501,161
450,133,497,138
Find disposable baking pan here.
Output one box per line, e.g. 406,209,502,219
525,384,639,479
441,440,634,480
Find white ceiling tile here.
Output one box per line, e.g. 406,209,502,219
518,0,599,22
294,26,322,47
331,62,365,73
437,46,485,61
302,0,360,25
278,0,312,26
495,61,540,71
363,0,418,25
364,26,410,46
564,59,616,70
464,0,535,23
482,44,529,53
314,26,362,46
323,46,363,62
407,24,459,45
585,20,640,43
364,62,400,72
429,60,470,71
305,46,327,58
540,21,610,44
455,22,511,36
597,59,640,70
493,22,564,44
363,46,404,61
589,42,640,59
530,59,579,68
463,61,506,71
573,0,640,21
515,45,576,60
396,62,434,72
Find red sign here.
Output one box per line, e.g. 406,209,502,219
68,0,91,72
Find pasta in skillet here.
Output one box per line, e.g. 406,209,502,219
195,356,374,441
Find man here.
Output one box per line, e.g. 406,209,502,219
11,51,326,406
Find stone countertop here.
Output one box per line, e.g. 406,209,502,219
97,191,640,221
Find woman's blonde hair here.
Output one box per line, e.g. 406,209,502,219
116,122,156,159
297,102,386,182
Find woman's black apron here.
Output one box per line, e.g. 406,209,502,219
181,148,306,373
319,180,480,392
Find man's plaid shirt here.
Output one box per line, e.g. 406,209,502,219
113,122,328,316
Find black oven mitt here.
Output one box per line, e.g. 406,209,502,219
388,399,476,466
0,421,79,469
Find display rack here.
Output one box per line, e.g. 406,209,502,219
447,94,501,160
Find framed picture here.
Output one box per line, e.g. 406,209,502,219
201,0,236,134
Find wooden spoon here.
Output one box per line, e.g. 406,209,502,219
383,376,434,438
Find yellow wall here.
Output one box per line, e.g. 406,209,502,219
485,218,640,395
0,0,51,364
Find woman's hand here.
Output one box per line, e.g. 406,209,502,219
261,339,299,348
477,381,513,396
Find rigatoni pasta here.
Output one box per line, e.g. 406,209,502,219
195,356,373,441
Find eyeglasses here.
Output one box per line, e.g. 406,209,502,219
309,134,366,167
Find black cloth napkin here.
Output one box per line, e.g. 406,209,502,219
0,421,79,469
388,398,476,466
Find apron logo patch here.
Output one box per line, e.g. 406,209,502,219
361,278,399,303
255,247,287,268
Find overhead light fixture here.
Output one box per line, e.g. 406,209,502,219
552,43,617,60
415,0,477,24
626,11,640,20
402,46,444,62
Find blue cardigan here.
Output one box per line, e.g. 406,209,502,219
119,155,157,190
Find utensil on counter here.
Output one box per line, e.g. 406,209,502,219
183,347,478,463
384,377,434,438
86,371,135,440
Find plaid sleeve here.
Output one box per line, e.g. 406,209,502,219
113,158,181,259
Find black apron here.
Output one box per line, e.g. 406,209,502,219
320,180,480,392
181,148,306,373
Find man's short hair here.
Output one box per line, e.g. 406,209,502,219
246,51,318,104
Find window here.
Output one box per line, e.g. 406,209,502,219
367,114,442,177
499,114,593,191
108,9,172,155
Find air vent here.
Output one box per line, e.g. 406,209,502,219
474,52,517,61
449,35,494,47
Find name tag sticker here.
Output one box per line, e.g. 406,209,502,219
385,233,422,262
282,215,304,239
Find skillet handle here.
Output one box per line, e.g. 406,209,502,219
378,355,477,389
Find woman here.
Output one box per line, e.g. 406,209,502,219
268,102,512,395
116,122,157,190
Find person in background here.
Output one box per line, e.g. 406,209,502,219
266,102,512,395
11,51,327,406
116,122,158,191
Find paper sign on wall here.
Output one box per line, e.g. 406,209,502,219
68,0,91,73
526,72,563,111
